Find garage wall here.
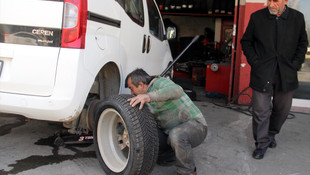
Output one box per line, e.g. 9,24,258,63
162,15,215,38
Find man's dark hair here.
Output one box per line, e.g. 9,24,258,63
125,68,153,87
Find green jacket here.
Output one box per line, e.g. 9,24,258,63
147,77,207,133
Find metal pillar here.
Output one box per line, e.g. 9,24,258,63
229,0,266,104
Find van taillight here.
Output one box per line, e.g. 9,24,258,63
61,0,87,49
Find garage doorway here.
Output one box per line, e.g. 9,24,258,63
288,0,310,112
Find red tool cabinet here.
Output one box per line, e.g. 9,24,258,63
205,64,231,96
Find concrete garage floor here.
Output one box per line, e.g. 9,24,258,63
0,87,310,175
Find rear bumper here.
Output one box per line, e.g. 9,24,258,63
0,49,94,122
0,92,82,121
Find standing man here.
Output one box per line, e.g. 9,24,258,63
126,68,207,175
241,0,308,159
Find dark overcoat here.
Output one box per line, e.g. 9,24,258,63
241,6,308,93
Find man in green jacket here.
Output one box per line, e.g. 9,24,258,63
126,68,207,175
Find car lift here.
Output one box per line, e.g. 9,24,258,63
53,98,99,147
54,130,93,147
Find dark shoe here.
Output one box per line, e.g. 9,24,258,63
175,167,196,175
157,158,176,166
176,172,196,175
269,139,277,148
157,150,176,166
252,148,267,159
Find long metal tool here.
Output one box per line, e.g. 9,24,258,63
160,35,200,77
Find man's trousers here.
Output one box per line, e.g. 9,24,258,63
252,89,294,149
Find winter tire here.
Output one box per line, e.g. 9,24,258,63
93,94,159,175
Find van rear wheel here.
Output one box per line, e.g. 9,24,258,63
93,94,159,175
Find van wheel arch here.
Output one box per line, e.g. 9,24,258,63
85,62,121,132
90,62,121,100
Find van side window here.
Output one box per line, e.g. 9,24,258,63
146,0,164,40
118,0,144,26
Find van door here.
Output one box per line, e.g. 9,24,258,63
119,0,149,75
143,0,172,75
0,0,63,96
119,0,172,77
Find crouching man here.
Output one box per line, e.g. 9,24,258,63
126,68,208,175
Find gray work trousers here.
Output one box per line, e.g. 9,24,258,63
252,89,294,149
167,119,208,175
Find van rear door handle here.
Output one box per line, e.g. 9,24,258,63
142,35,147,53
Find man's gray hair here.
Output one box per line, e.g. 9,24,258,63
125,68,153,87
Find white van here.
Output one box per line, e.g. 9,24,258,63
0,0,175,174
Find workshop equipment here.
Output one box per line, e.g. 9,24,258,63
54,130,93,146
161,35,199,77
205,63,230,96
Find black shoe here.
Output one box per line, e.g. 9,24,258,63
269,139,277,148
252,148,267,159
157,152,176,166
175,167,196,175
157,159,176,166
